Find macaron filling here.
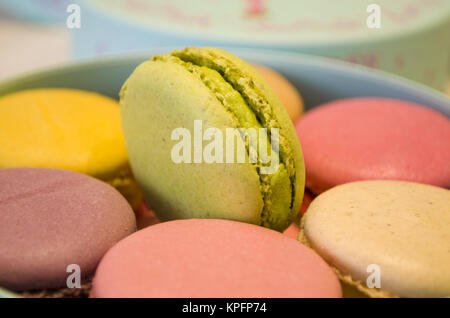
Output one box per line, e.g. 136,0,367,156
151,52,294,231
172,49,296,201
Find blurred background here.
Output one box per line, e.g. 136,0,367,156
0,0,449,93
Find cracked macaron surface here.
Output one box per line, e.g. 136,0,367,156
120,47,304,231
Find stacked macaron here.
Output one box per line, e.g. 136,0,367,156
0,88,143,297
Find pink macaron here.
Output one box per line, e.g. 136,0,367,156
92,219,341,298
295,98,450,194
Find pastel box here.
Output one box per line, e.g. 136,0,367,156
72,0,450,90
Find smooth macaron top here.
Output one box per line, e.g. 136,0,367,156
0,88,128,181
295,98,450,194
92,219,341,298
120,47,305,231
300,180,450,298
0,168,136,291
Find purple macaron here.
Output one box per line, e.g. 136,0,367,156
0,168,136,291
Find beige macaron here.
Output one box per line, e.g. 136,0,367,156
253,64,304,122
445,79,450,97
299,180,450,298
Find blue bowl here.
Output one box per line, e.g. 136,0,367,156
0,48,448,298
0,47,450,116
1,48,449,115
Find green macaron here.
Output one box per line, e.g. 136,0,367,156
120,47,305,231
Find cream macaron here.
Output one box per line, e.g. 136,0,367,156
299,180,450,298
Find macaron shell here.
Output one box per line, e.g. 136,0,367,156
92,219,341,298
151,52,293,230
301,180,450,298
296,98,450,193
222,47,306,216
253,64,304,122
0,168,136,291
120,59,263,225
0,89,126,179
174,47,305,217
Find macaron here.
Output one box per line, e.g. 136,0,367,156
92,219,341,298
120,47,305,231
299,180,450,298
0,88,142,208
252,64,304,122
295,98,450,194
0,168,136,293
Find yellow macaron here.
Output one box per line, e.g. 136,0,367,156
0,88,141,208
253,64,304,122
